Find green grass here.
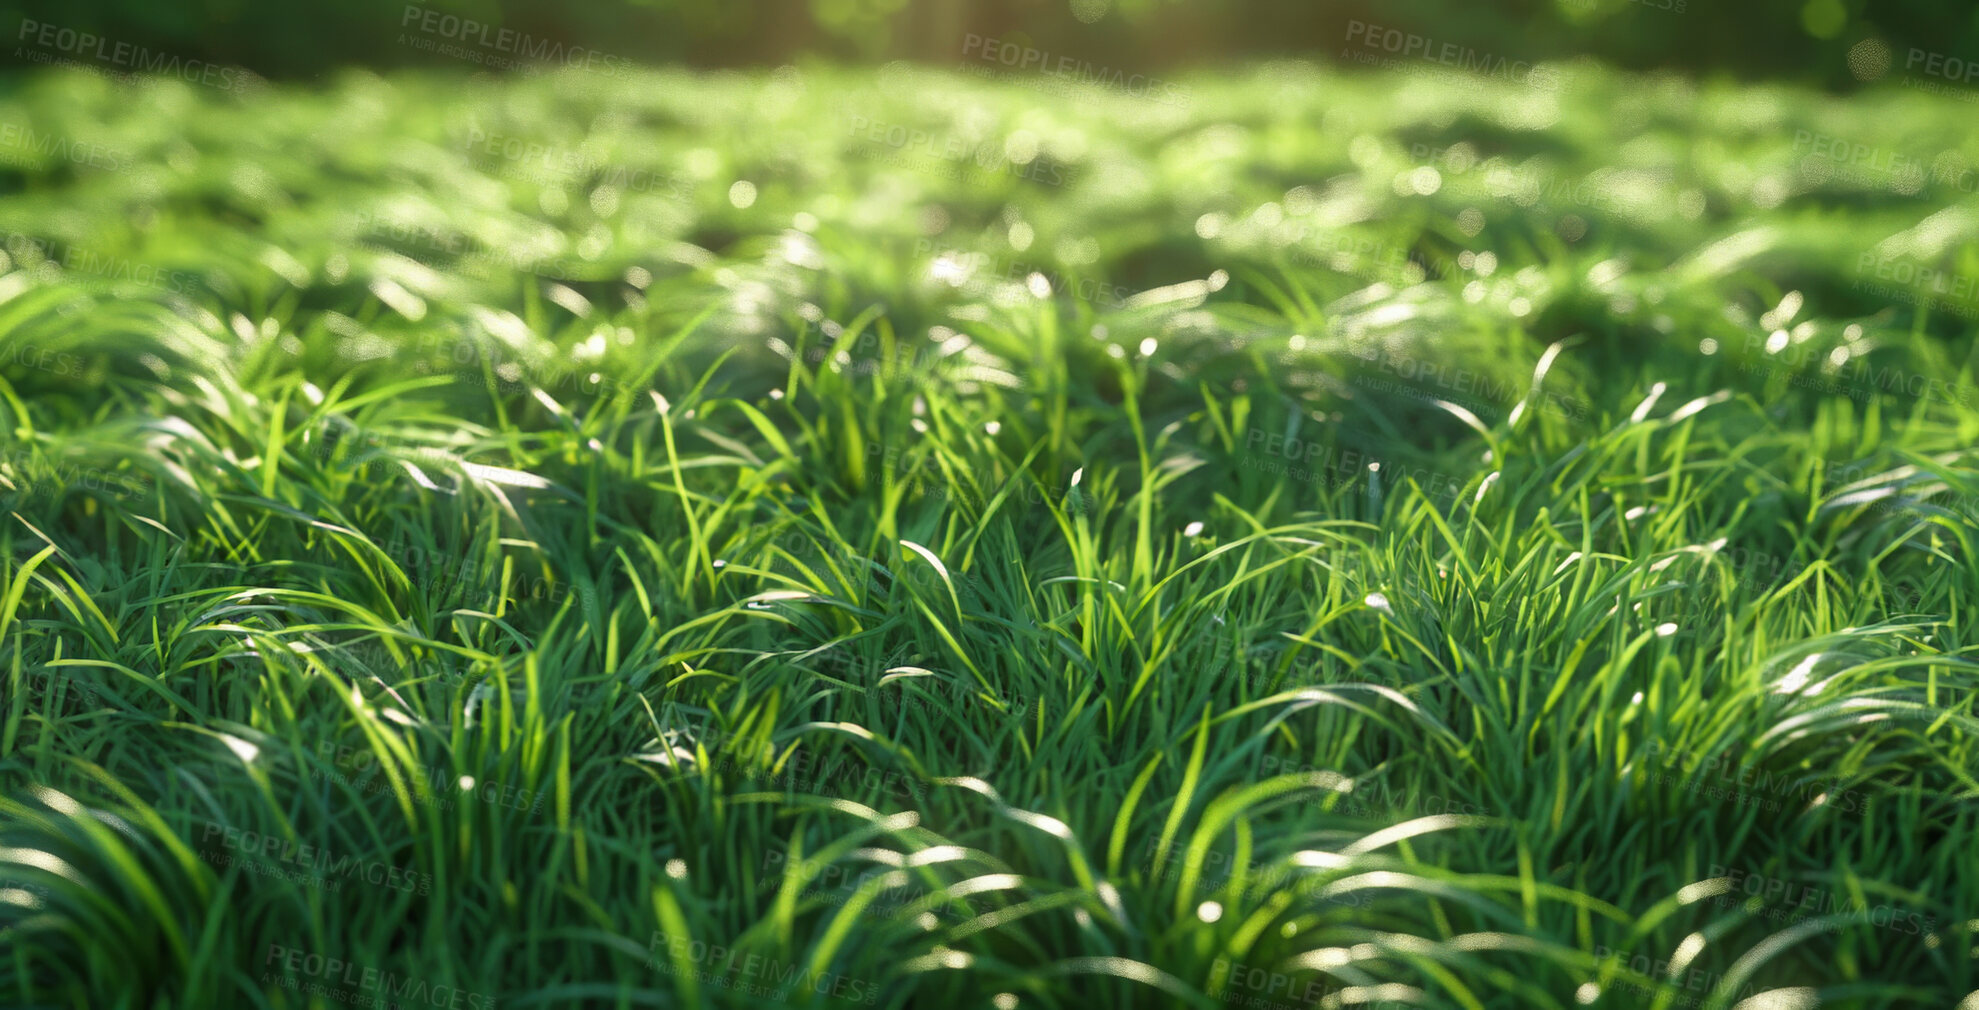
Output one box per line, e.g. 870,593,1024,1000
2,60,1978,1009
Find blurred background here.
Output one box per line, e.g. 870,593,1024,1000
10,0,1976,86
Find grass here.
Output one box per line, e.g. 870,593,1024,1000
1,58,1978,1009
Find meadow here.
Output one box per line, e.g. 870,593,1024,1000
1,58,1977,1008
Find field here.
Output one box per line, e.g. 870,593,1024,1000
2,60,1978,1008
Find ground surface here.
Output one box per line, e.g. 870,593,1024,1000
1,61,1977,1009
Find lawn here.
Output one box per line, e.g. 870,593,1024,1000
1,60,1977,1009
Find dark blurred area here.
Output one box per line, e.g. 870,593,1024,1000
7,0,1979,87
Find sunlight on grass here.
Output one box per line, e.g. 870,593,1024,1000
0,59,1977,1008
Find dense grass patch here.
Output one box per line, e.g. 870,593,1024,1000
2,62,1978,1008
